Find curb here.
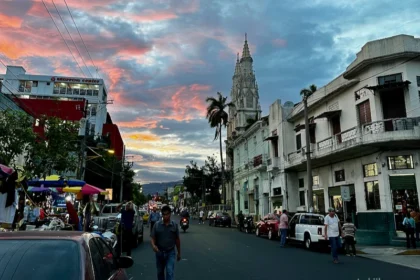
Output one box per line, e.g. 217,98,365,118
356,249,420,256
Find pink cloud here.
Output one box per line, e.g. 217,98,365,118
272,38,287,47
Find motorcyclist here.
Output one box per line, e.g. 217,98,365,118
180,208,190,220
237,211,244,231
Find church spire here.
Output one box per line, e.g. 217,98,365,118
234,52,241,76
241,33,252,62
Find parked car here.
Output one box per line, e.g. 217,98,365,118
208,212,232,227
255,214,280,240
287,212,354,250
0,231,133,280
139,210,149,224
100,203,144,247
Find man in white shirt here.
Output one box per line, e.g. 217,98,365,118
324,207,341,263
199,210,204,224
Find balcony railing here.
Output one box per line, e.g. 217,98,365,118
287,117,420,167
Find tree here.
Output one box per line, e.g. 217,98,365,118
0,110,36,167
300,84,317,211
205,92,234,203
132,183,147,206
25,116,80,177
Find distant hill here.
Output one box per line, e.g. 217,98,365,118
141,181,183,195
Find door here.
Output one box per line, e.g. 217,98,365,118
331,116,341,143
381,88,407,131
288,214,300,238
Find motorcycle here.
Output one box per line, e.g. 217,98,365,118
180,217,189,233
243,216,254,234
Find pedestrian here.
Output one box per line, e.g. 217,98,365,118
403,212,417,249
149,206,162,234
151,205,181,280
411,208,420,241
279,210,288,247
342,217,357,256
117,201,136,257
199,209,204,224
324,207,341,264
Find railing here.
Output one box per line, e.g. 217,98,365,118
287,117,420,167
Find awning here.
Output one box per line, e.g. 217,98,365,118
366,80,411,91
264,135,279,141
315,110,341,120
294,123,316,132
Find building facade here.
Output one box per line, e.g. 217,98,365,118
0,66,108,137
271,34,420,245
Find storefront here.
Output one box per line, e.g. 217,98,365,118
389,174,419,231
312,188,325,213
328,185,356,222
271,196,283,213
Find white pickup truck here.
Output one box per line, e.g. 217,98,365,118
287,212,331,249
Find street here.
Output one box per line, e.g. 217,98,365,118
127,217,419,280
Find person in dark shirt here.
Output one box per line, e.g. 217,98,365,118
117,201,135,256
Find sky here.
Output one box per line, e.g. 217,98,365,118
0,0,419,183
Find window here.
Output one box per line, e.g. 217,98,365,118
365,181,381,210
32,81,38,87
89,124,96,135
244,200,249,210
299,178,304,188
378,73,402,85
19,81,32,92
296,134,302,150
91,104,97,116
335,170,345,182
94,238,117,275
246,92,253,108
357,100,372,125
417,76,420,87
388,155,414,170
89,238,114,280
313,175,319,186
299,190,305,206
309,126,316,144
273,187,281,196
363,163,378,177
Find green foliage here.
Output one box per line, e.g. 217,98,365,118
132,183,147,206
205,92,234,140
300,84,317,98
0,110,36,166
25,116,80,177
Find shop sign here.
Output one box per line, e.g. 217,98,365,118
51,77,101,84
341,186,351,201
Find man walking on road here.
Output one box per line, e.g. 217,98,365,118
117,201,135,257
151,205,181,280
149,206,161,234
324,207,341,264
199,209,204,224
279,210,288,247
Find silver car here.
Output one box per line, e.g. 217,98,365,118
100,203,144,247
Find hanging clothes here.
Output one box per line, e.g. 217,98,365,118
0,190,18,224
0,171,18,207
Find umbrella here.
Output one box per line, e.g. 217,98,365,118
28,186,60,193
0,164,14,177
63,186,82,193
27,176,85,187
82,184,108,195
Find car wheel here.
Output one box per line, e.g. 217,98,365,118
255,227,260,237
304,235,312,250
268,229,273,240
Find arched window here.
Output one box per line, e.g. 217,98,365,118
246,92,253,108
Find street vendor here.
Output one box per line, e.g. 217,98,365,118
83,194,100,231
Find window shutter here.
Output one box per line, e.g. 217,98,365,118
358,100,372,125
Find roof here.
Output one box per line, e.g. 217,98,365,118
0,231,95,242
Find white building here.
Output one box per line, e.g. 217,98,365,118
0,66,108,137
270,34,420,245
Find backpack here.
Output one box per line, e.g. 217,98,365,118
403,218,413,231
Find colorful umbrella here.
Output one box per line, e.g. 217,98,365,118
0,164,14,177
28,186,60,193
27,176,85,187
82,184,108,195
63,186,82,193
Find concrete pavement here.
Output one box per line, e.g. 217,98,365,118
127,218,419,280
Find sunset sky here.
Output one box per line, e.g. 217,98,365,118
0,0,418,183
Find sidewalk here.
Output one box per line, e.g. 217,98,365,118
356,246,420,270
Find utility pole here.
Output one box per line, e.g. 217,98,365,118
119,145,125,202
77,118,88,180
303,94,313,212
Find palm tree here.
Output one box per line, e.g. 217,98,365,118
300,84,317,212
206,92,234,203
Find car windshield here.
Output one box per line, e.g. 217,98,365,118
102,205,118,214
0,239,80,280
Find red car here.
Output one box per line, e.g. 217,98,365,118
255,214,280,240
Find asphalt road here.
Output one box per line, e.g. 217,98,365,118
127,217,418,280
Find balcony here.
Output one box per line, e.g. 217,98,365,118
286,117,420,170
253,154,269,171
267,157,280,172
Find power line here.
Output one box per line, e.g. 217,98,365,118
41,0,86,77
63,0,98,78
51,0,93,77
